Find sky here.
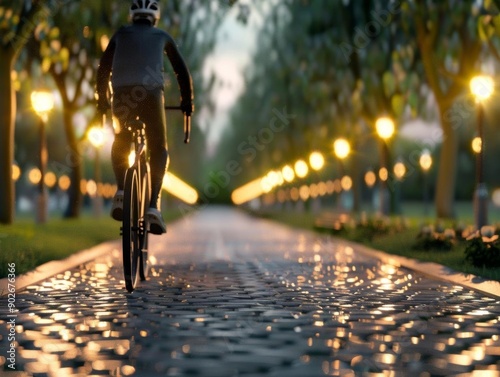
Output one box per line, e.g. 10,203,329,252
201,1,268,153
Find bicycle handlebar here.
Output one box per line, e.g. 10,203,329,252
165,106,191,144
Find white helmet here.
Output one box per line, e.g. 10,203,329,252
130,0,160,24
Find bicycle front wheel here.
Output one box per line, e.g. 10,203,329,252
123,167,141,292
139,162,151,281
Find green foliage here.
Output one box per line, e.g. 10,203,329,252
0,217,118,278
412,225,455,251
349,215,393,242
464,234,500,268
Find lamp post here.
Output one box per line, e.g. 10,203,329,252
333,138,350,211
419,149,432,218
470,75,494,230
309,151,325,213
87,125,105,217
375,116,395,216
309,151,325,172
31,90,54,224
393,159,406,214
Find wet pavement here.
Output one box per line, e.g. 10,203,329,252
1,206,500,376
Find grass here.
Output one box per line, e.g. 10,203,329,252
0,206,185,279
255,202,500,282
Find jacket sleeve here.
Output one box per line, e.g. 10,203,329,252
165,37,194,104
96,35,116,100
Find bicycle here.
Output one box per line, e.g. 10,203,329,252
111,106,190,293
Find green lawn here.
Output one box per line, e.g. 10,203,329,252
255,202,500,282
0,207,185,279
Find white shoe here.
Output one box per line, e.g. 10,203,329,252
147,207,166,234
110,190,124,221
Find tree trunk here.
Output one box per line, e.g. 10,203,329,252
0,49,15,224
435,100,458,219
61,109,83,218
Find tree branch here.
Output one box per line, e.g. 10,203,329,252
12,0,50,57
413,0,443,100
71,65,87,105
487,37,500,62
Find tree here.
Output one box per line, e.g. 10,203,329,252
0,0,64,224
27,1,120,217
410,0,483,218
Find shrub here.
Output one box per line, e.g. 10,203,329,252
412,224,455,251
464,227,500,268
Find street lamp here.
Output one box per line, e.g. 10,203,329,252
309,151,325,171
333,138,350,162
470,75,494,230
282,165,295,183
87,125,105,217
294,160,308,179
364,170,376,189
31,90,54,223
333,138,351,211
375,116,395,216
419,149,433,218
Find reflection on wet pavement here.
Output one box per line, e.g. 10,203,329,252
1,207,499,376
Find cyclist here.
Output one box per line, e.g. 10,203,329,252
96,0,194,235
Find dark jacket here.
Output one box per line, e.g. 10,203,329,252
96,23,193,104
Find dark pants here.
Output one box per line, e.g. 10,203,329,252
111,86,168,209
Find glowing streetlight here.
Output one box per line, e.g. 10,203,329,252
332,138,351,211
470,74,494,230
31,91,55,121
340,175,352,191
419,149,433,217
31,90,54,223
88,126,105,148
282,165,295,183
419,149,432,172
393,161,406,181
58,175,71,191
470,75,494,102
471,136,482,154
12,163,20,182
375,116,395,216
364,170,376,188
294,160,308,178
333,138,350,160
87,125,105,217
309,151,325,171
375,117,395,141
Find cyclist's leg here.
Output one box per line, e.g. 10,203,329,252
140,88,168,210
110,87,135,220
111,87,136,191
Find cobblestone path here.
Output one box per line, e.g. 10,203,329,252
1,207,499,376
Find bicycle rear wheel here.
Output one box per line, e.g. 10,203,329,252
123,167,141,292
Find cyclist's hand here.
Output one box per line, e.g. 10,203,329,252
181,100,194,116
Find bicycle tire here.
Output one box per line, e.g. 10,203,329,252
123,167,141,292
139,162,151,281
